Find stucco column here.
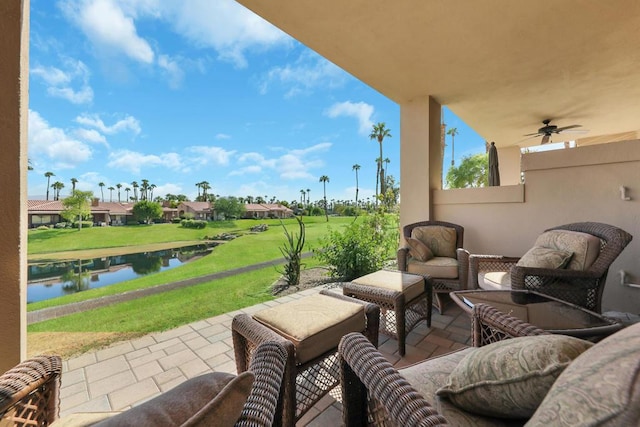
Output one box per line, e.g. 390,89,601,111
0,0,29,372
400,96,442,229
496,145,522,186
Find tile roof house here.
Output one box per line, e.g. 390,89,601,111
242,203,294,219
177,201,212,220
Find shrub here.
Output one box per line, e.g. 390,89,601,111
313,213,398,280
71,221,93,229
171,217,182,224
54,222,68,229
274,217,305,294
180,219,207,229
36,225,50,230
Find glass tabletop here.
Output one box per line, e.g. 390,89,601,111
451,290,620,336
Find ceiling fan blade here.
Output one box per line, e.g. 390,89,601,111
523,131,543,137
555,124,582,132
518,134,543,143
541,134,551,144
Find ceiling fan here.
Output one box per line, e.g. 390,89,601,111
522,119,586,144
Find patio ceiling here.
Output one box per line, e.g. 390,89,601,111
236,0,640,148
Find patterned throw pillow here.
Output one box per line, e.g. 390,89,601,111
436,335,593,419
411,226,457,258
526,322,640,426
516,246,573,269
406,237,434,261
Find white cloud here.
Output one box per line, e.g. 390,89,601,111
215,133,231,140
107,149,184,174
28,110,93,169
154,0,290,68
73,128,108,145
234,142,331,180
158,54,185,89
259,51,348,97
187,146,236,166
75,113,141,135
30,59,94,104
60,0,154,64
325,101,375,135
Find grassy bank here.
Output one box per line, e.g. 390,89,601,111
27,216,356,311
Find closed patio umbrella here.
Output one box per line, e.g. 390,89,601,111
488,141,500,186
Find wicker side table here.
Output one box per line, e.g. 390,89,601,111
343,270,432,356
232,290,379,427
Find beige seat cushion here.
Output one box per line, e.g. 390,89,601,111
411,226,457,258
407,257,459,279
253,293,365,364
533,230,600,271
352,269,425,301
478,272,511,290
400,348,517,427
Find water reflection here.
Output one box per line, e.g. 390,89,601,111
28,244,215,303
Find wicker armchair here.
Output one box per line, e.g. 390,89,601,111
469,222,633,313
0,341,289,427
397,220,470,313
339,304,548,426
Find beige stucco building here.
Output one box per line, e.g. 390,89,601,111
2,0,640,371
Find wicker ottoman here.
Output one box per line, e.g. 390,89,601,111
343,269,432,356
232,290,379,427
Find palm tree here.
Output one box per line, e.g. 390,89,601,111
447,127,458,166
201,181,210,201
319,175,330,221
384,158,391,179
51,181,64,200
149,184,157,201
44,172,55,200
116,183,122,202
98,182,105,202
125,187,131,201
370,122,392,201
70,177,78,193
108,186,115,202
131,181,139,201
300,189,305,205
140,179,150,200
352,164,361,207
306,189,311,208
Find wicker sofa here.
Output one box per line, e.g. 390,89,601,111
339,304,640,426
0,340,289,427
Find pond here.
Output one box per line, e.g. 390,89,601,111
27,244,217,303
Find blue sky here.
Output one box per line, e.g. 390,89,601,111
28,0,486,204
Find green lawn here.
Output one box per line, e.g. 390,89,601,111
27,216,356,311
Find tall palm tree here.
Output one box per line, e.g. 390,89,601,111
300,189,305,205
51,181,64,200
44,171,55,200
306,189,311,208
125,187,131,201
352,164,361,207
195,182,202,200
319,175,330,222
116,183,122,202
384,158,391,179
149,184,157,201
70,177,78,193
447,127,458,166
370,122,392,202
140,179,150,200
200,181,210,201
131,181,139,201
108,186,115,202
98,182,105,202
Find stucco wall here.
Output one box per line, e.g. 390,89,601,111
0,0,29,372
433,139,640,313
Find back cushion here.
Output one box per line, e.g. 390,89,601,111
411,226,457,258
534,230,601,271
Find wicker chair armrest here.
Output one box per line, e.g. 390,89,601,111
0,355,62,425
471,303,548,347
397,246,410,272
236,341,288,427
231,314,294,372
339,332,447,427
510,265,600,284
456,248,470,290
469,255,520,288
